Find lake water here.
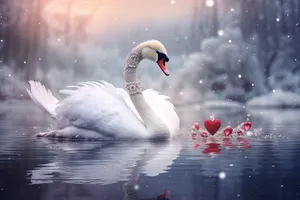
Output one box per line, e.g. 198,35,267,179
1,101,300,200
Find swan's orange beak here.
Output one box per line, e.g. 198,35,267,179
157,59,169,76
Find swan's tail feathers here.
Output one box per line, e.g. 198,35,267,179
26,80,59,118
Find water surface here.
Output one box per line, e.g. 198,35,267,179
0,101,300,200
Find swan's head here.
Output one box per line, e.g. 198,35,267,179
135,40,170,76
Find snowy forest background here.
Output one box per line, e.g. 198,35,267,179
0,0,300,108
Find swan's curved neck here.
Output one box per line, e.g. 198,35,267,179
124,50,170,138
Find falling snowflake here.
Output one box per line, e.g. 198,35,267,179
134,185,139,190
199,80,203,84
219,172,226,179
218,30,224,36
238,74,242,78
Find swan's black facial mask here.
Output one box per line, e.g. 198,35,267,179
156,51,170,76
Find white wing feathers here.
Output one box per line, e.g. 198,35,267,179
142,89,179,136
27,80,179,138
59,81,179,137
56,81,149,138
60,81,128,103
26,80,59,118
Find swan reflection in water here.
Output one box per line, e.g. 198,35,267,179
27,139,182,200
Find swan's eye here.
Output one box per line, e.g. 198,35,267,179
156,51,169,62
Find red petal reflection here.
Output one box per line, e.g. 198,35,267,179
193,143,201,149
191,133,197,140
237,137,251,149
203,143,221,154
223,138,232,147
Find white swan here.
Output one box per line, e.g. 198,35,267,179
27,40,180,140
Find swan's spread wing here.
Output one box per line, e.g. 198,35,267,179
58,81,179,137
56,81,149,138
60,81,143,121
143,89,180,137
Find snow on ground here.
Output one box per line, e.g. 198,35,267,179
246,89,300,108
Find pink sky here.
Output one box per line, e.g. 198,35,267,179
45,0,193,34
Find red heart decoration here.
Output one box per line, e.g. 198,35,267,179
191,133,197,140
237,129,243,136
201,131,208,138
204,119,221,135
223,126,233,136
243,122,252,131
193,122,200,130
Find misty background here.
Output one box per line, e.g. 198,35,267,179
0,0,300,107
1,1,300,199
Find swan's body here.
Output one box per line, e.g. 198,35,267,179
27,40,180,140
